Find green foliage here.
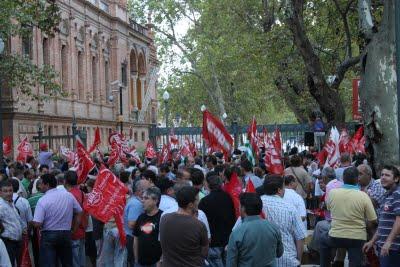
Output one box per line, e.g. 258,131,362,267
0,0,62,99
129,0,362,125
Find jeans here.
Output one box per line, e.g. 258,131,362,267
1,238,21,267
71,239,85,267
98,227,127,267
127,235,135,267
207,247,225,267
134,263,157,267
40,230,72,267
320,233,364,267
379,249,400,267
309,220,330,252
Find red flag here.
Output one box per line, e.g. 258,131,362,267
324,127,340,168
247,117,259,157
273,128,282,156
75,137,95,184
84,167,128,246
189,140,197,156
158,143,171,165
16,137,33,163
127,146,141,164
202,109,233,157
264,130,283,175
108,132,129,164
88,127,101,154
339,128,351,154
144,141,157,159
222,172,242,218
107,140,120,167
19,234,31,267
351,126,365,154
180,138,193,157
245,179,256,193
60,146,76,165
3,136,12,155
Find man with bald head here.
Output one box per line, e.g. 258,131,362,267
124,179,151,267
358,164,386,208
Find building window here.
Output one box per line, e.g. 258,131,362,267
121,63,127,87
61,44,68,91
22,35,32,59
77,51,84,100
92,56,98,103
100,1,109,12
141,131,145,142
134,132,138,142
105,60,110,102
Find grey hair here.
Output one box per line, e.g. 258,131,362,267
144,186,162,206
358,164,372,177
134,179,148,193
321,167,336,180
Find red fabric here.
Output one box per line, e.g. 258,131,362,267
222,172,242,218
247,117,259,157
144,141,157,159
70,187,88,240
264,130,283,175
108,132,129,164
158,143,171,165
2,136,12,155
88,127,101,153
338,128,351,153
39,143,48,151
84,167,128,246
107,140,120,167
19,234,31,267
245,179,256,193
169,128,179,146
180,138,193,157
202,109,233,158
351,126,365,154
16,137,33,163
60,146,76,165
127,146,141,164
75,138,95,184
324,127,340,168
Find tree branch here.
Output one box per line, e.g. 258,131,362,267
333,0,356,58
331,55,361,89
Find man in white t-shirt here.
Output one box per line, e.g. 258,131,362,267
283,175,307,230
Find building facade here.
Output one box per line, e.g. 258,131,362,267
2,0,159,155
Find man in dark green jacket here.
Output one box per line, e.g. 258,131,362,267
226,193,283,267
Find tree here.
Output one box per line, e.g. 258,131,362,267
0,0,62,99
358,0,396,169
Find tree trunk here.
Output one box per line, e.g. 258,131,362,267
359,0,398,170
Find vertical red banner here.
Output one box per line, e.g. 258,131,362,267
352,78,362,120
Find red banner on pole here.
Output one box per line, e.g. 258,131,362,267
202,110,233,157
75,137,95,184
16,137,33,163
352,78,362,120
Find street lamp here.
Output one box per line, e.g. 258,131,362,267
0,38,5,170
163,91,170,145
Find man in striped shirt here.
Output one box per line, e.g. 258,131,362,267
363,165,400,267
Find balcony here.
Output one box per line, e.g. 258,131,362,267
129,18,147,36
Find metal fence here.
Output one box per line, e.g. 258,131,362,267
149,122,359,153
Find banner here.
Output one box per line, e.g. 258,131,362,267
202,109,233,157
180,138,193,157
247,117,259,157
338,128,351,154
169,128,179,146
158,143,171,165
108,132,130,164
60,146,76,165
127,146,141,165
84,167,128,246
16,137,33,163
324,127,340,168
222,172,242,219
264,129,283,174
75,137,95,184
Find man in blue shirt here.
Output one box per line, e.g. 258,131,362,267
124,179,150,267
226,193,283,267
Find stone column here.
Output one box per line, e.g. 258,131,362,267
131,73,138,109
140,76,146,110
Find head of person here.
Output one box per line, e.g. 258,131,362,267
175,186,199,215
0,180,13,202
56,173,65,186
142,187,161,212
357,164,373,187
156,178,175,197
11,178,19,194
24,169,35,181
214,164,225,177
14,166,24,180
320,167,336,191
206,155,218,169
239,192,262,218
40,143,48,152
254,167,265,179
194,156,203,167
39,165,49,175
128,159,136,167
180,168,192,181
85,178,95,193
142,169,158,185
159,164,170,177
263,175,285,197
380,165,400,190
240,159,253,173
340,153,352,167
284,175,297,190
190,169,204,190
119,171,130,185
65,170,78,187
36,178,44,193
41,173,57,192
289,154,302,167
133,179,151,199
206,175,222,192
343,166,359,185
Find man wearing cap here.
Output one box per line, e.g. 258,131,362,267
38,143,54,169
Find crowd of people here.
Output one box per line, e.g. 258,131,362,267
0,143,399,267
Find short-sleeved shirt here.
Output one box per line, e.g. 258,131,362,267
160,212,208,267
38,151,54,169
327,186,377,240
325,179,344,220
283,188,307,231
124,196,143,236
377,186,400,251
33,188,82,231
133,210,162,265
0,197,23,241
284,167,312,198
364,179,386,206
12,193,33,230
